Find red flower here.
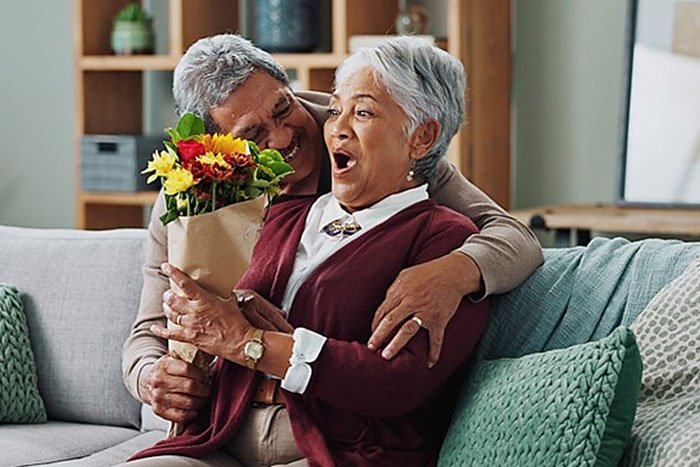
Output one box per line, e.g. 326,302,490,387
184,159,213,183
224,153,256,169
177,140,206,163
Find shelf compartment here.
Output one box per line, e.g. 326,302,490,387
344,0,398,53
83,72,143,134
78,203,147,230
181,0,239,53
80,0,139,55
308,68,336,92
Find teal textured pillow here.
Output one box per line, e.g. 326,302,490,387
439,327,642,467
0,284,47,423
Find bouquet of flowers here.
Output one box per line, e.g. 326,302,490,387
142,113,293,437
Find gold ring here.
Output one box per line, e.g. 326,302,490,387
411,316,423,328
176,314,183,326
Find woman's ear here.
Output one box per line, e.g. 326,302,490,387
410,119,441,160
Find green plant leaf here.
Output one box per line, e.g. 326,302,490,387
267,161,294,176
165,127,182,143
244,186,263,198
176,113,205,139
163,140,178,153
115,3,151,22
260,148,284,162
159,208,179,226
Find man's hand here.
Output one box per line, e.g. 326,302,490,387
139,355,211,424
368,252,483,367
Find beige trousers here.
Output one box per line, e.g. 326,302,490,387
118,405,307,467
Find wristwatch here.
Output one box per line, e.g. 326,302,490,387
244,328,265,370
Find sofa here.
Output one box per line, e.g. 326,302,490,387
0,224,698,467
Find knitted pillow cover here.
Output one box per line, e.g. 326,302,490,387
621,256,700,466
439,327,642,467
0,284,46,423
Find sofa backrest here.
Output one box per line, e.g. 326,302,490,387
478,237,700,360
0,225,146,429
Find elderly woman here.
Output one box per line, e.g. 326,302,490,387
124,38,490,466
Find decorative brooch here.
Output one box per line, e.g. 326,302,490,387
323,219,362,237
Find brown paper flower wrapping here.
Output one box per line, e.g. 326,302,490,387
165,196,266,437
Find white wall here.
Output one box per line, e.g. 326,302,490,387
512,0,630,208
0,0,75,228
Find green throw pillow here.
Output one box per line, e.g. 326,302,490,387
0,284,47,423
439,327,642,467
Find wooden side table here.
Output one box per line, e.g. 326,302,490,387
511,204,700,247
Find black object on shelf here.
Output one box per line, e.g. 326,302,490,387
253,0,321,53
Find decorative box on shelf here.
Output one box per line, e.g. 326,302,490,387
80,134,163,192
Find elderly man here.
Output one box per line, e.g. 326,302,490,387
122,34,542,429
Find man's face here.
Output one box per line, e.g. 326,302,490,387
210,71,322,188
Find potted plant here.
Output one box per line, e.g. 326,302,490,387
110,3,154,55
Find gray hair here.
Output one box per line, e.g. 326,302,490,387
173,34,289,132
334,36,466,182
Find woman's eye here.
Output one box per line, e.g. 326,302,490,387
356,110,373,118
328,108,341,117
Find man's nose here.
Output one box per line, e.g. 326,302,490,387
266,126,293,150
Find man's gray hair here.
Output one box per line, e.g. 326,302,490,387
173,34,288,132
334,36,466,182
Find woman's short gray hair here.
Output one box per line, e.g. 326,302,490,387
173,34,288,132
334,36,466,182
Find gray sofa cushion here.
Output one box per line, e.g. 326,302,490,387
42,431,165,466
0,421,139,467
0,226,146,429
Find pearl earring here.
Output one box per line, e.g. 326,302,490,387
406,162,416,182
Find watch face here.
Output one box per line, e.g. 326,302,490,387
245,341,264,360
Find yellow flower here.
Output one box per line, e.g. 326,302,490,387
141,150,177,184
198,133,247,155
197,151,231,169
163,167,195,195
176,196,189,210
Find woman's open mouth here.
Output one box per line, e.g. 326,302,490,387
280,131,302,162
332,148,357,176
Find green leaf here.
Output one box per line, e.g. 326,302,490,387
159,208,179,226
176,113,205,139
247,141,261,160
267,161,294,176
163,140,178,153
260,148,284,162
165,128,182,143
244,186,263,198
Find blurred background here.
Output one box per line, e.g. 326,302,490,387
0,0,697,246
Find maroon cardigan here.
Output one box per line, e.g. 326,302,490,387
130,196,490,466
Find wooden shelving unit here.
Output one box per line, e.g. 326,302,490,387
74,0,511,229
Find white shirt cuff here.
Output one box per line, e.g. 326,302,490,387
280,327,327,394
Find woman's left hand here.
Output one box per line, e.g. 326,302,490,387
150,263,254,363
